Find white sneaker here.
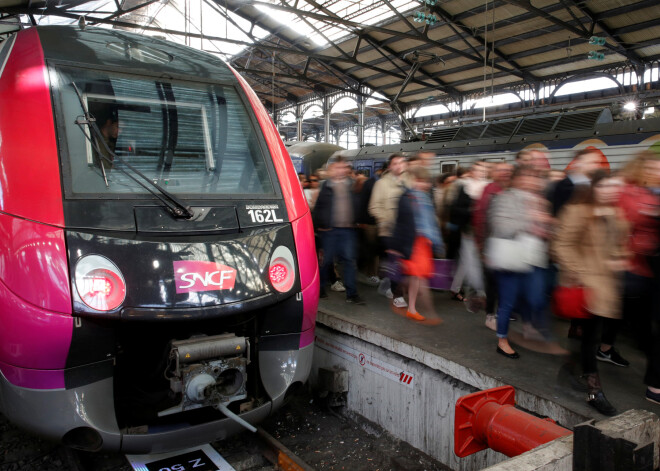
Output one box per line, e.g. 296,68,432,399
384,288,393,299
485,314,496,331
331,281,346,292
393,297,408,308
366,276,381,286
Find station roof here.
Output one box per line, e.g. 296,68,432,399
0,0,658,112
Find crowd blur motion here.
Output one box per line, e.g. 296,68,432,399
301,146,660,417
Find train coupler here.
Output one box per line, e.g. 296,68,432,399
159,333,250,417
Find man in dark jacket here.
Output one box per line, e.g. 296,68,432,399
549,148,602,216
355,171,379,284
313,155,365,305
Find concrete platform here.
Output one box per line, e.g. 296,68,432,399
311,281,660,469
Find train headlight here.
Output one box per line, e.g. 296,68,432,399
268,246,295,293
75,255,126,311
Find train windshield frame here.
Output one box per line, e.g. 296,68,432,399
51,65,277,199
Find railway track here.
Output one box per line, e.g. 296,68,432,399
255,426,314,471
1,389,448,470
59,426,313,471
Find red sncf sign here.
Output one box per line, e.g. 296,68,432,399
173,260,237,294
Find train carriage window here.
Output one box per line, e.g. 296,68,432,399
356,167,371,177
440,161,458,174
52,66,274,197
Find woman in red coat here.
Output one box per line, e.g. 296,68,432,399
619,151,660,404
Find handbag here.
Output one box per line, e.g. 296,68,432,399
551,285,592,319
519,233,548,268
484,236,532,272
429,258,455,290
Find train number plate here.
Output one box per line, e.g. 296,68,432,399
127,444,235,471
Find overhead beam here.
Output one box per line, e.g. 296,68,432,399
233,65,386,101
278,0,363,70
207,2,330,98
349,7,657,100
430,3,533,84
350,0,655,85
224,0,372,90
296,0,459,96
230,0,523,71
361,34,459,98
612,18,660,36
223,3,451,99
401,57,660,111
342,1,574,77
558,0,590,34
593,0,659,21
559,0,644,67
501,0,644,67
100,0,162,23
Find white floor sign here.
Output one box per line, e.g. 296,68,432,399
127,444,235,471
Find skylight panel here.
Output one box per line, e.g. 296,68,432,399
36,0,117,25
322,25,353,43
554,77,618,97
36,14,77,25
332,96,358,113
255,3,328,46
366,91,388,106
68,0,115,13
255,3,298,26
253,0,421,47
463,93,520,110
416,103,450,117
135,0,268,59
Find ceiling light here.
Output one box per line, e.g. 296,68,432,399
624,102,637,111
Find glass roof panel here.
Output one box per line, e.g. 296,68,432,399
71,0,115,11
29,0,419,60
252,0,420,50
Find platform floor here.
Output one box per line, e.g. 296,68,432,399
315,278,660,423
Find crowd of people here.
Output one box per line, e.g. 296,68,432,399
302,147,660,416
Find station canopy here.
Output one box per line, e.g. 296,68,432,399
0,0,659,112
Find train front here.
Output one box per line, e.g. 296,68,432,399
0,27,318,453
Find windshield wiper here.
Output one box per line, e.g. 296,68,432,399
71,82,195,219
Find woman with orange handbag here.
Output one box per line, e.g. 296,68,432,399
391,166,444,324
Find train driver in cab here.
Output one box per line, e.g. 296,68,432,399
94,106,120,170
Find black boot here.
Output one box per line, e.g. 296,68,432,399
584,373,617,416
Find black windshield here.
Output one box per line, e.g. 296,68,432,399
53,66,275,197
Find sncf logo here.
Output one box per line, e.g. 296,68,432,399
173,260,237,294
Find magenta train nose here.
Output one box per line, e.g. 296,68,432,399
0,26,318,453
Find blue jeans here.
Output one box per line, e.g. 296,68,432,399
320,228,358,297
496,267,547,338
527,266,549,334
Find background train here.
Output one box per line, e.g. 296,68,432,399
0,26,318,453
284,140,344,176
333,108,660,176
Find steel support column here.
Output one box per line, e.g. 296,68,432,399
357,96,365,149
296,103,303,142
323,96,330,144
